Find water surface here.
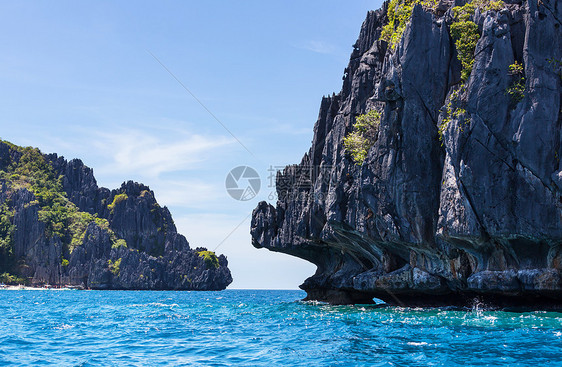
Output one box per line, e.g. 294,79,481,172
0,289,561,366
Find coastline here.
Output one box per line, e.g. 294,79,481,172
0,285,82,291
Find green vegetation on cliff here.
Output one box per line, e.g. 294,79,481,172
0,140,127,273
108,258,121,276
343,110,381,165
0,272,27,285
108,193,128,214
380,0,438,49
0,201,15,271
450,1,504,81
380,0,505,82
197,250,220,269
506,61,525,104
450,2,479,82
438,85,471,143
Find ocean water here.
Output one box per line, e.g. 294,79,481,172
0,290,561,366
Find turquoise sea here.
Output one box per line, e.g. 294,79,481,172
0,289,561,366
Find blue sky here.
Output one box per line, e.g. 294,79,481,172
0,0,383,289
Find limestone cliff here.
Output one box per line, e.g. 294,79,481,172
251,0,562,306
0,141,232,290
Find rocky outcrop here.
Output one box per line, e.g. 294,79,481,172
0,142,232,290
251,0,562,306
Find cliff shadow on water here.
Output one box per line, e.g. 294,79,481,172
251,0,562,308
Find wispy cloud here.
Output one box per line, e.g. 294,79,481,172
266,123,311,136
298,40,336,54
151,179,223,209
92,127,233,178
25,123,240,210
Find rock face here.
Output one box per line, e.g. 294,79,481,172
251,0,562,306
0,142,232,290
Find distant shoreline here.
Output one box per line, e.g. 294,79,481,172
0,285,82,291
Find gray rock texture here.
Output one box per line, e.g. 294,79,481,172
0,142,232,290
251,0,562,306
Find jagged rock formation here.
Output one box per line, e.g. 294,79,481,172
0,141,232,290
252,0,562,306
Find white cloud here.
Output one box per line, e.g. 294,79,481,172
150,179,224,209
92,128,233,178
33,124,237,210
299,40,336,54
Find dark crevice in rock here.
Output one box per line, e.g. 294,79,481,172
473,138,516,171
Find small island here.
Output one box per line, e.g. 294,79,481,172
0,140,232,290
